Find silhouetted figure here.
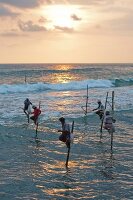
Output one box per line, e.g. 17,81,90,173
93,100,104,119
58,117,71,148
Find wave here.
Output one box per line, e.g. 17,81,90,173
0,78,132,94
0,79,112,94
114,78,133,87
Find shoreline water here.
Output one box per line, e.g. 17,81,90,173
0,63,133,199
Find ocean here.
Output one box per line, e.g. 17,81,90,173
0,63,133,200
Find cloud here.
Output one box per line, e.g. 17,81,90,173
45,0,54,4
0,0,114,8
71,14,82,21
54,25,74,32
0,5,19,17
18,20,47,32
0,0,44,8
38,16,50,23
58,0,113,5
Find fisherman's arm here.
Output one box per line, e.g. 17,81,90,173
112,118,116,123
58,130,69,134
92,106,99,111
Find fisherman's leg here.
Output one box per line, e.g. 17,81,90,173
99,111,104,119
34,117,38,125
110,125,115,133
59,134,66,142
66,133,71,148
66,141,70,148
27,105,32,114
96,110,101,119
96,111,100,115
24,108,28,114
107,125,115,134
30,116,35,122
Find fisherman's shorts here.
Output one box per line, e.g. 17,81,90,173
59,134,67,142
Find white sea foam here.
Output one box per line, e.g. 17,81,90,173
0,79,113,94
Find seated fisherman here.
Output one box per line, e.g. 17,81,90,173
24,98,32,114
92,99,105,119
30,105,41,125
103,111,116,134
58,117,71,148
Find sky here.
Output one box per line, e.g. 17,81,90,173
0,0,133,63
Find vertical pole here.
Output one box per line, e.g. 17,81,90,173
110,126,113,151
27,114,29,123
85,85,88,115
112,91,114,115
35,122,38,138
100,92,109,139
111,91,114,151
66,147,70,167
35,101,41,138
66,121,74,167
25,75,27,83
105,92,109,110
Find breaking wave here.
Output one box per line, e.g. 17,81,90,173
0,78,133,94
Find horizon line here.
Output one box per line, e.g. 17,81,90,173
0,62,133,65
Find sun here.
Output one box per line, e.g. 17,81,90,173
42,5,80,29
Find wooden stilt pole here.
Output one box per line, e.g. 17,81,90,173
25,75,27,83
111,131,113,151
65,121,74,167
111,91,114,151
85,85,89,115
35,122,38,138
27,114,29,123
100,92,109,139
71,121,74,133
81,85,89,115
66,147,70,167
35,101,41,138
112,91,114,115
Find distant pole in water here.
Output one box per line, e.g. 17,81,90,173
81,85,89,115
100,92,109,139
25,75,27,83
85,85,89,115
65,121,74,168
111,91,115,151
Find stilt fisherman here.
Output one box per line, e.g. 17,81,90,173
58,117,71,148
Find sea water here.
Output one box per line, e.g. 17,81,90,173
0,63,133,200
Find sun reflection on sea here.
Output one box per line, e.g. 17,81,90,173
40,160,78,174
54,64,73,83
40,64,81,84
33,159,81,197
53,64,73,71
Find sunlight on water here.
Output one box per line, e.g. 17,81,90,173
43,187,81,198
40,64,82,83
52,64,73,71
50,70,77,84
